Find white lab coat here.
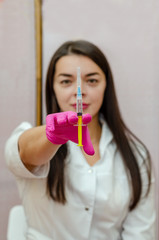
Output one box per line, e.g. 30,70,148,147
5,121,156,240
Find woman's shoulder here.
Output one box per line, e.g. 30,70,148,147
11,122,33,134
5,122,33,164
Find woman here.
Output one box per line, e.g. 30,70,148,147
5,40,156,239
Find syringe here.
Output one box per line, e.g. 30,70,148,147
76,67,83,146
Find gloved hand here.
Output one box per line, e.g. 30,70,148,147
46,111,95,155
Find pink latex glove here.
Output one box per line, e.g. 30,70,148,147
46,111,95,155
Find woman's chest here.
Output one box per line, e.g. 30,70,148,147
65,160,131,223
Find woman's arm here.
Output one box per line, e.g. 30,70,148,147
121,164,156,240
19,111,95,170
6,111,94,174
18,125,60,171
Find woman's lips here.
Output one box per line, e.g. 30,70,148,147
82,104,89,110
72,103,89,110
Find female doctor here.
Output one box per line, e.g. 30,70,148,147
5,40,156,240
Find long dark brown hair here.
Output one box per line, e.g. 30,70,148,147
45,40,151,210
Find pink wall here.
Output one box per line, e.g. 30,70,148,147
0,0,158,239
0,1,35,238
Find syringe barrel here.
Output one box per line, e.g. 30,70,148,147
76,98,83,115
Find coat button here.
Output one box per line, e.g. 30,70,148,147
88,169,92,173
85,207,89,211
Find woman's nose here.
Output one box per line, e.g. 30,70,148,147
74,81,86,96
81,82,86,96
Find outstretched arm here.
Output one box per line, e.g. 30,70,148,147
18,111,94,171
18,125,60,171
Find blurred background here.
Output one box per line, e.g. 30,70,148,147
0,0,158,239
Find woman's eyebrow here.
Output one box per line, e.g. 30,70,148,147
86,72,100,77
57,73,73,77
57,72,100,77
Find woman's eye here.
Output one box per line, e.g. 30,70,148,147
60,80,72,85
87,79,98,84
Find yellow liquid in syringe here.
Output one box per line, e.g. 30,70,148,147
77,115,83,146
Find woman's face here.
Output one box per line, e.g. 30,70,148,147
53,54,106,120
